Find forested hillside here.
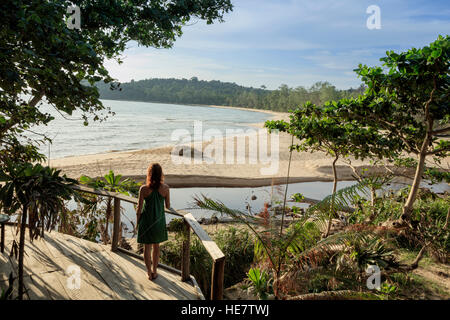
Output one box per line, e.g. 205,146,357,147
97,77,365,112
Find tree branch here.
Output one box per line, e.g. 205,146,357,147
432,127,450,135
28,91,44,108
426,145,450,155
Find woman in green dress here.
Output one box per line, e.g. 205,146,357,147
137,163,170,280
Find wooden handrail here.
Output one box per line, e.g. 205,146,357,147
183,213,225,261
71,184,226,300
71,184,185,217
71,184,138,204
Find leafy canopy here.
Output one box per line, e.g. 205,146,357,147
265,100,400,161
0,0,233,162
338,35,449,157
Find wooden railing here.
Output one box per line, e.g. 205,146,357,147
71,184,226,300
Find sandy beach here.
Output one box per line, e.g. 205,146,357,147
48,106,448,188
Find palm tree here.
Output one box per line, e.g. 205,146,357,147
0,161,77,299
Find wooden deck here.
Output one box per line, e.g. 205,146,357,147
0,225,203,300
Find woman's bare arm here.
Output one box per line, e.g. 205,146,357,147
136,186,145,225
164,185,171,209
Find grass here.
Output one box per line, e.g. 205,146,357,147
389,249,450,299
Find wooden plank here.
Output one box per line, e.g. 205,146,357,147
2,225,201,300
76,235,105,253
211,257,225,300
39,232,66,259
45,232,74,258
110,251,194,300
111,197,121,252
72,185,137,204
190,275,205,300
181,220,190,282
114,248,198,300
24,274,52,300
71,185,184,217
184,213,225,261
69,253,118,300
6,227,58,275
28,237,63,274
117,247,182,275
86,251,137,300
0,252,13,281
99,250,154,300
1,223,5,253
46,234,117,300
51,255,103,300
36,271,71,300
0,274,31,300
165,208,185,217
22,242,48,276
159,268,201,300
151,270,191,300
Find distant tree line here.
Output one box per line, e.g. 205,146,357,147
97,77,365,112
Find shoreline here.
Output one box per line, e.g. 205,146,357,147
50,103,284,160
47,103,448,188
100,98,285,118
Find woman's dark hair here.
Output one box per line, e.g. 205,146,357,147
146,163,164,190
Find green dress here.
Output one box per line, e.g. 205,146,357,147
137,190,168,244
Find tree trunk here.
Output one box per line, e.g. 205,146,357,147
325,154,339,238
403,85,435,222
402,138,429,221
370,187,376,207
18,205,28,300
104,197,112,244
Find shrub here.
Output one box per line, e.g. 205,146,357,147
160,226,255,299
214,227,255,286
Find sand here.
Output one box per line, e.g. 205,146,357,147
48,106,448,188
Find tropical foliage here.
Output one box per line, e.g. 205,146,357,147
80,170,140,243
0,0,233,166
194,36,450,300
0,162,78,299
161,224,255,298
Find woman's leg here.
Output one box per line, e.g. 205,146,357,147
143,244,153,279
152,243,160,279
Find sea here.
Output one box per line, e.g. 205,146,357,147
32,99,271,159
27,99,449,238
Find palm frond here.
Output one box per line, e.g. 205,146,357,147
194,194,278,268
307,179,370,215
292,226,394,271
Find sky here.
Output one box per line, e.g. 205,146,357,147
104,0,450,90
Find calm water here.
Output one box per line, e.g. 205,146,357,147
32,100,271,159
118,180,450,237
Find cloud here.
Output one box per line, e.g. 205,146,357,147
103,0,449,90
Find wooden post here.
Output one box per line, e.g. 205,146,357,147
111,197,121,252
1,222,5,253
210,257,225,300
181,219,191,282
